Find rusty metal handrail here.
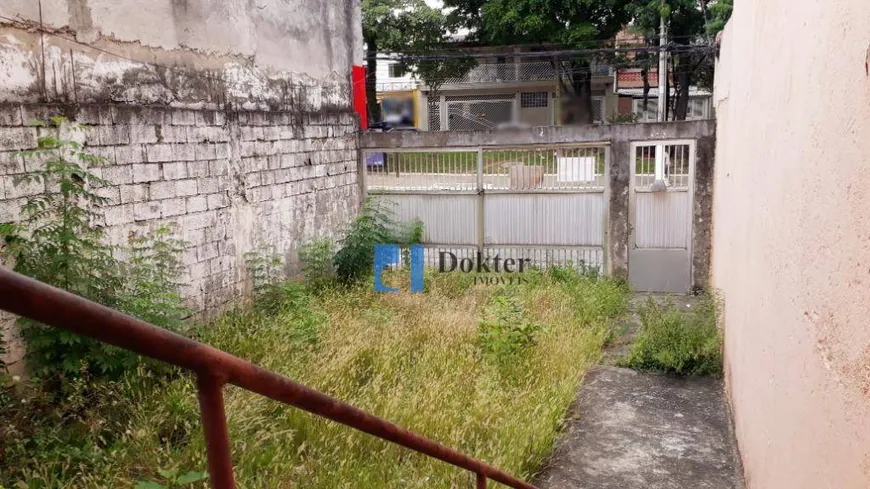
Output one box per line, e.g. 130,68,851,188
0,268,537,489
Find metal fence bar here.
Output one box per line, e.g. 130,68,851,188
0,268,537,489
477,148,485,253
197,374,236,489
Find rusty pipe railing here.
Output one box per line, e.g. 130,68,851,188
0,268,538,489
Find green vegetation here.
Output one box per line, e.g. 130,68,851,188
622,296,723,376
0,118,189,377
0,140,629,489
333,198,423,284
1,264,629,488
135,469,208,489
298,238,337,293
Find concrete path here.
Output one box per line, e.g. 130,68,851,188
536,295,743,489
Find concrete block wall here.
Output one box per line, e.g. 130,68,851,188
0,103,359,370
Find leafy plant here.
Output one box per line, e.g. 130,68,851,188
121,224,190,332
244,247,285,295
478,290,543,361
298,238,336,292
0,118,132,377
243,247,291,315
333,197,401,285
622,296,722,376
398,218,424,267
546,263,601,284
135,468,207,489
0,117,189,378
608,113,639,124
243,248,325,343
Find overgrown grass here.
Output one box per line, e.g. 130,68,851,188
1,270,629,489
622,296,723,376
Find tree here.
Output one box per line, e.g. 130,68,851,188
706,0,733,35
443,0,633,124
629,0,732,120
362,0,452,123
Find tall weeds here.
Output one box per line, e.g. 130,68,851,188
2,271,629,488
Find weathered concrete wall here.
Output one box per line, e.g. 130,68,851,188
0,104,359,370
361,121,716,286
0,0,364,372
712,2,870,487
0,0,362,110
0,103,359,372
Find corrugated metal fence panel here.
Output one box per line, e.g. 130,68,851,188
386,194,478,246
484,193,604,247
635,191,691,249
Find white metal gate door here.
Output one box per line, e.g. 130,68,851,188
629,140,695,293
362,143,609,273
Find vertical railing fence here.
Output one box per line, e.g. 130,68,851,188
0,268,538,489
362,143,610,273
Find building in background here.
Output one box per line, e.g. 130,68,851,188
374,40,713,130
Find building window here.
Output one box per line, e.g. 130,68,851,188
592,96,606,123
633,98,660,122
521,91,549,108
389,63,406,78
632,96,710,121
688,97,709,119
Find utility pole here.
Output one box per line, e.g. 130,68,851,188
657,0,668,122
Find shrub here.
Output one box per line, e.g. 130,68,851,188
0,117,188,378
121,224,190,332
244,247,285,295
333,197,423,285
298,238,335,292
622,296,723,376
243,248,324,344
478,290,543,362
244,247,288,315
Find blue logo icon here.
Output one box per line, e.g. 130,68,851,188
374,244,424,293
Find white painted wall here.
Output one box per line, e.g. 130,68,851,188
713,1,870,487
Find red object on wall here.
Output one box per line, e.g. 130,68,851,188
352,65,368,130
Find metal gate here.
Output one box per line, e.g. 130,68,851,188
362,143,610,273
629,140,695,292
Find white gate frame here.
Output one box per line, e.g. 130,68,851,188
360,142,611,273
628,139,696,292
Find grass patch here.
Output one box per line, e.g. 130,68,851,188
621,296,723,376
2,270,629,489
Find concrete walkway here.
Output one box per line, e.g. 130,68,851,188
536,296,743,489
